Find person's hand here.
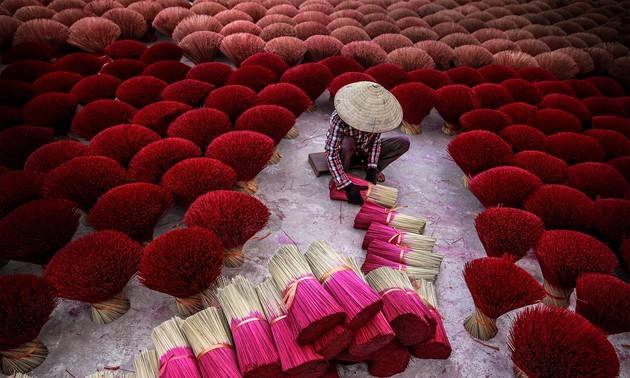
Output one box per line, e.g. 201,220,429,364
365,168,378,185
345,183,368,205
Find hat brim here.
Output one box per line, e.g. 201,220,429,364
334,81,403,133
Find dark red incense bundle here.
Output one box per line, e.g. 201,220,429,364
205,131,274,194
535,230,618,308
25,140,93,173
116,76,168,109
575,273,630,335
235,105,296,164
99,59,147,81
89,124,161,167
566,162,629,200
204,84,258,124
0,274,57,375
407,68,453,90
445,67,486,88
70,99,138,140
446,130,513,184
304,241,383,331
225,65,277,92
468,166,543,208
0,60,57,84
0,126,54,170
459,108,513,134
367,339,410,377
585,76,625,97
319,56,364,77
160,79,214,108
161,158,236,207
32,71,83,96
42,156,129,211
512,151,568,184
478,64,518,84
366,267,432,346
533,109,583,135
180,307,241,378
131,101,192,137
185,190,270,267
390,81,436,135
22,93,79,131
0,170,44,218
593,198,630,245
268,244,345,344
0,105,22,129
217,276,282,377
546,132,606,165
591,115,630,139
140,41,183,64
435,84,481,135
280,62,333,111
410,279,451,360
499,79,544,105
313,324,353,360
141,61,190,84
499,125,547,154
327,72,375,99
139,227,223,316
104,39,147,59
523,184,595,232
257,278,324,375
563,79,602,99
354,202,426,234
498,102,536,126
0,198,80,265
3,41,54,64
0,80,33,108
608,157,630,183
364,63,409,91
364,239,442,281
167,108,232,151
463,257,544,340
44,230,143,324
87,182,173,243
362,222,436,252
508,306,620,378
537,93,591,123
186,62,233,87
475,207,544,260
257,83,311,119
241,53,289,78
472,83,514,109
128,138,202,184
584,129,630,160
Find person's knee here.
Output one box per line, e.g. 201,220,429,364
399,136,410,153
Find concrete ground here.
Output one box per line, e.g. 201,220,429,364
1,93,628,378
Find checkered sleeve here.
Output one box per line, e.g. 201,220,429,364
325,112,351,189
367,133,381,169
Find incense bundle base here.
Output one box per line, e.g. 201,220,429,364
134,349,159,378
410,312,451,359
542,281,572,308
270,316,323,375
90,292,130,324
284,127,299,140
461,175,470,189
401,121,421,135
307,102,317,112
441,122,458,136
383,291,431,346
268,150,282,165
0,339,48,375
223,246,245,268
348,311,395,358
314,325,354,360
175,293,205,317
234,180,258,195
463,308,498,341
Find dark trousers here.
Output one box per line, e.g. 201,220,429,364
339,135,410,172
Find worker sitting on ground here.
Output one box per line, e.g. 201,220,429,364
325,81,410,205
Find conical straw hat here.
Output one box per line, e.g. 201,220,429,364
334,81,403,133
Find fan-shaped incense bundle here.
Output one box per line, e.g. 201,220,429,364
508,306,620,378
151,318,201,378
354,202,426,234
365,239,442,281
304,241,382,331
134,349,159,378
0,274,56,375
268,245,345,344
463,257,545,341
256,278,324,375
313,324,353,360
343,256,395,358
44,231,142,324
365,267,431,346
139,228,224,316
535,230,618,308
362,223,436,252
329,175,398,208
410,278,451,359
575,273,630,335
217,276,282,377
180,307,240,378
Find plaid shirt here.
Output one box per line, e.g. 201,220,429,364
325,110,381,189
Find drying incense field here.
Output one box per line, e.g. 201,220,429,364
0,0,629,376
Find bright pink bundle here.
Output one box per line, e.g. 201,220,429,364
410,279,451,359
304,241,383,331
354,202,426,234
151,317,201,378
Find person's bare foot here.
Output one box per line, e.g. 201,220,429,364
376,172,385,182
